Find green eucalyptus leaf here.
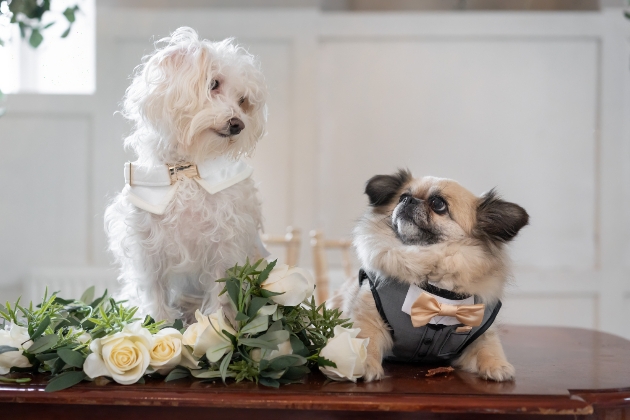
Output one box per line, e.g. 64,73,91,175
247,297,268,318
35,352,58,362
268,354,307,371
240,314,269,335
43,22,55,29
205,342,232,363
165,368,189,382
221,329,237,344
43,356,58,370
57,349,84,368
80,286,95,304
51,356,66,375
235,312,249,322
259,359,270,370
52,297,74,305
90,290,108,308
30,315,50,340
190,369,223,379
28,334,58,354
52,318,70,332
258,377,279,388
267,320,283,333
66,316,82,327
281,365,311,381
226,279,240,307
0,346,19,355
45,370,85,392
257,330,289,347
289,336,309,357
81,319,96,330
260,369,285,379
260,289,284,298
219,351,232,384
237,337,277,350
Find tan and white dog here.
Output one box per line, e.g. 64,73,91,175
331,169,529,382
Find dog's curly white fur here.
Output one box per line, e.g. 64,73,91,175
105,28,268,323
332,170,528,382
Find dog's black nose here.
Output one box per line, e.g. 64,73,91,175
228,118,245,135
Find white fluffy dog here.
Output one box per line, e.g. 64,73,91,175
105,27,268,323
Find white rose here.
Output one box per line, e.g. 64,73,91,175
149,328,198,375
182,309,235,362
251,338,293,362
261,264,315,307
83,321,152,385
319,325,369,382
182,309,211,349
0,324,32,375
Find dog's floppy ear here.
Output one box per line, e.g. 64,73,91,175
474,189,529,243
365,169,412,207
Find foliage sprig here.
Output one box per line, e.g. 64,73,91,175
0,259,351,391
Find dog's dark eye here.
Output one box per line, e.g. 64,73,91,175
429,196,448,214
399,193,411,203
210,79,220,91
239,97,245,105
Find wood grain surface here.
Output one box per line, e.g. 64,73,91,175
1,326,629,419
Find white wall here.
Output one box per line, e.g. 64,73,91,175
0,5,628,338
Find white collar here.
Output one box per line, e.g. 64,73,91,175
122,157,253,215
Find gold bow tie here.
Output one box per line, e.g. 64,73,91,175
410,293,485,328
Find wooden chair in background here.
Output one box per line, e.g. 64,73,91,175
310,230,353,304
261,226,301,266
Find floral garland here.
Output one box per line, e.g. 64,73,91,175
0,260,370,391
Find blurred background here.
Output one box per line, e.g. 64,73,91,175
0,0,629,338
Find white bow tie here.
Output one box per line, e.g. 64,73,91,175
122,157,253,215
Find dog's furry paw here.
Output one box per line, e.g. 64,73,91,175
362,356,385,382
477,358,515,382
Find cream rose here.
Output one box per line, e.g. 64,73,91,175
0,324,32,375
83,321,152,385
261,264,315,307
318,326,369,382
182,309,235,362
149,328,198,375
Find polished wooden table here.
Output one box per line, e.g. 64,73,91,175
1,326,629,419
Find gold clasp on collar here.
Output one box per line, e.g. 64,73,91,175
167,163,199,184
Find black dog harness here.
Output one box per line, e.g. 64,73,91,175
359,269,501,364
